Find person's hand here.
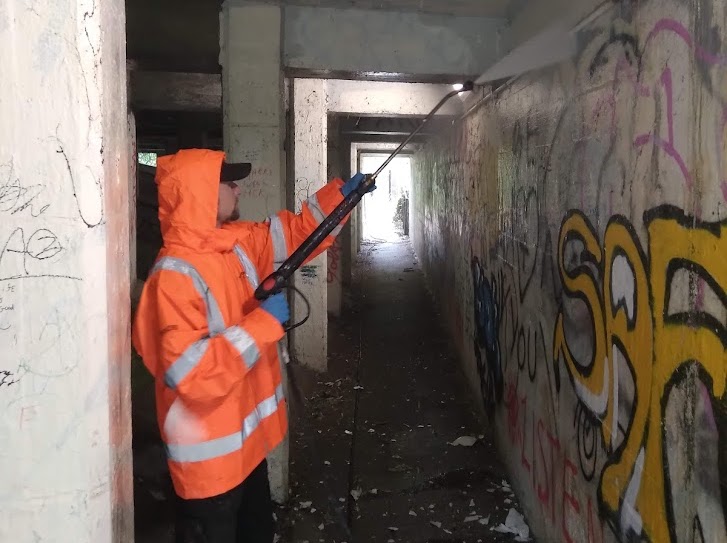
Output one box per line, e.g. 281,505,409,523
260,293,290,325
341,172,376,197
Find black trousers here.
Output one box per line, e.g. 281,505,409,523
174,460,275,543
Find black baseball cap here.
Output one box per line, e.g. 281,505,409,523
220,161,252,183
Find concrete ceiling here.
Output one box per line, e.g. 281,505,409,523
267,0,511,18
127,0,516,74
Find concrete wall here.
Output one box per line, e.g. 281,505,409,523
0,0,133,540
412,1,727,542
283,5,504,79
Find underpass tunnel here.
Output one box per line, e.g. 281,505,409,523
4,0,726,542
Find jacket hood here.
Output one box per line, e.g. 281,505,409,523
156,149,238,253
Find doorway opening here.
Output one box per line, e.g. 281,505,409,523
360,154,412,242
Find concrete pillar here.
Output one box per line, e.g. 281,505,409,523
221,1,285,219
292,79,329,371
220,1,289,504
128,110,138,288
326,116,343,316
0,0,133,541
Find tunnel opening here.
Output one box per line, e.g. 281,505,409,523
359,153,412,242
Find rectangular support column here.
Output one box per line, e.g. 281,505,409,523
292,79,329,371
220,1,289,504
0,0,133,540
221,2,285,218
326,116,343,316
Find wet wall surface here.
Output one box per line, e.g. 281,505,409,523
412,1,727,542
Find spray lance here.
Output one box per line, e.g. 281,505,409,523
254,80,475,307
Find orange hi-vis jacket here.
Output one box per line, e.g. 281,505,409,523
132,149,347,499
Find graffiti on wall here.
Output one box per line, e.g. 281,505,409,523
436,5,727,543
327,237,342,284
471,257,503,411
555,206,727,543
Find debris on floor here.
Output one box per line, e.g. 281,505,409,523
278,239,529,542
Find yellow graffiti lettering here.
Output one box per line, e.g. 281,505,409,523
554,212,608,421
600,219,652,522
555,206,727,542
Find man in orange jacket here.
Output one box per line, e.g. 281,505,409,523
132,149,372,542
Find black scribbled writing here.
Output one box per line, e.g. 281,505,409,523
0,370,20,388
0,227,64,279
0,163,49,217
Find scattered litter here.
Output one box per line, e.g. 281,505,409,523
492,508,530,541
370,488,378,495
338,498,345,503
324,461,331,466
387,527,399,532
368,428,375,433
505,498,512,504
354,386,364,390
429,504,435,509
409,510,417,517
464,515,480,523
344,430,353,435
350,489,362,501
430,521,442,529
450,436,478,447
444,529,453,534
479,515,490,525
310,508,317,513
469,499,475,507
318,523,324,531
299,501,312,509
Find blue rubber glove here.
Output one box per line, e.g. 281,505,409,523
341,172,375,197
260,293,290,325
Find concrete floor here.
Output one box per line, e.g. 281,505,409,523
132,238,528,542
278,239,527,542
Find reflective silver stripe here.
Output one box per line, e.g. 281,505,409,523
233,245,259,288
165,384,286,463
151,257,226,336
165,338,209,388
306,194,326,225
223,326,260,369
240,384,284,447
166,429,242,463
268,215,288,269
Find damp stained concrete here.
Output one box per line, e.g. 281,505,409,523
131,238,526,542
